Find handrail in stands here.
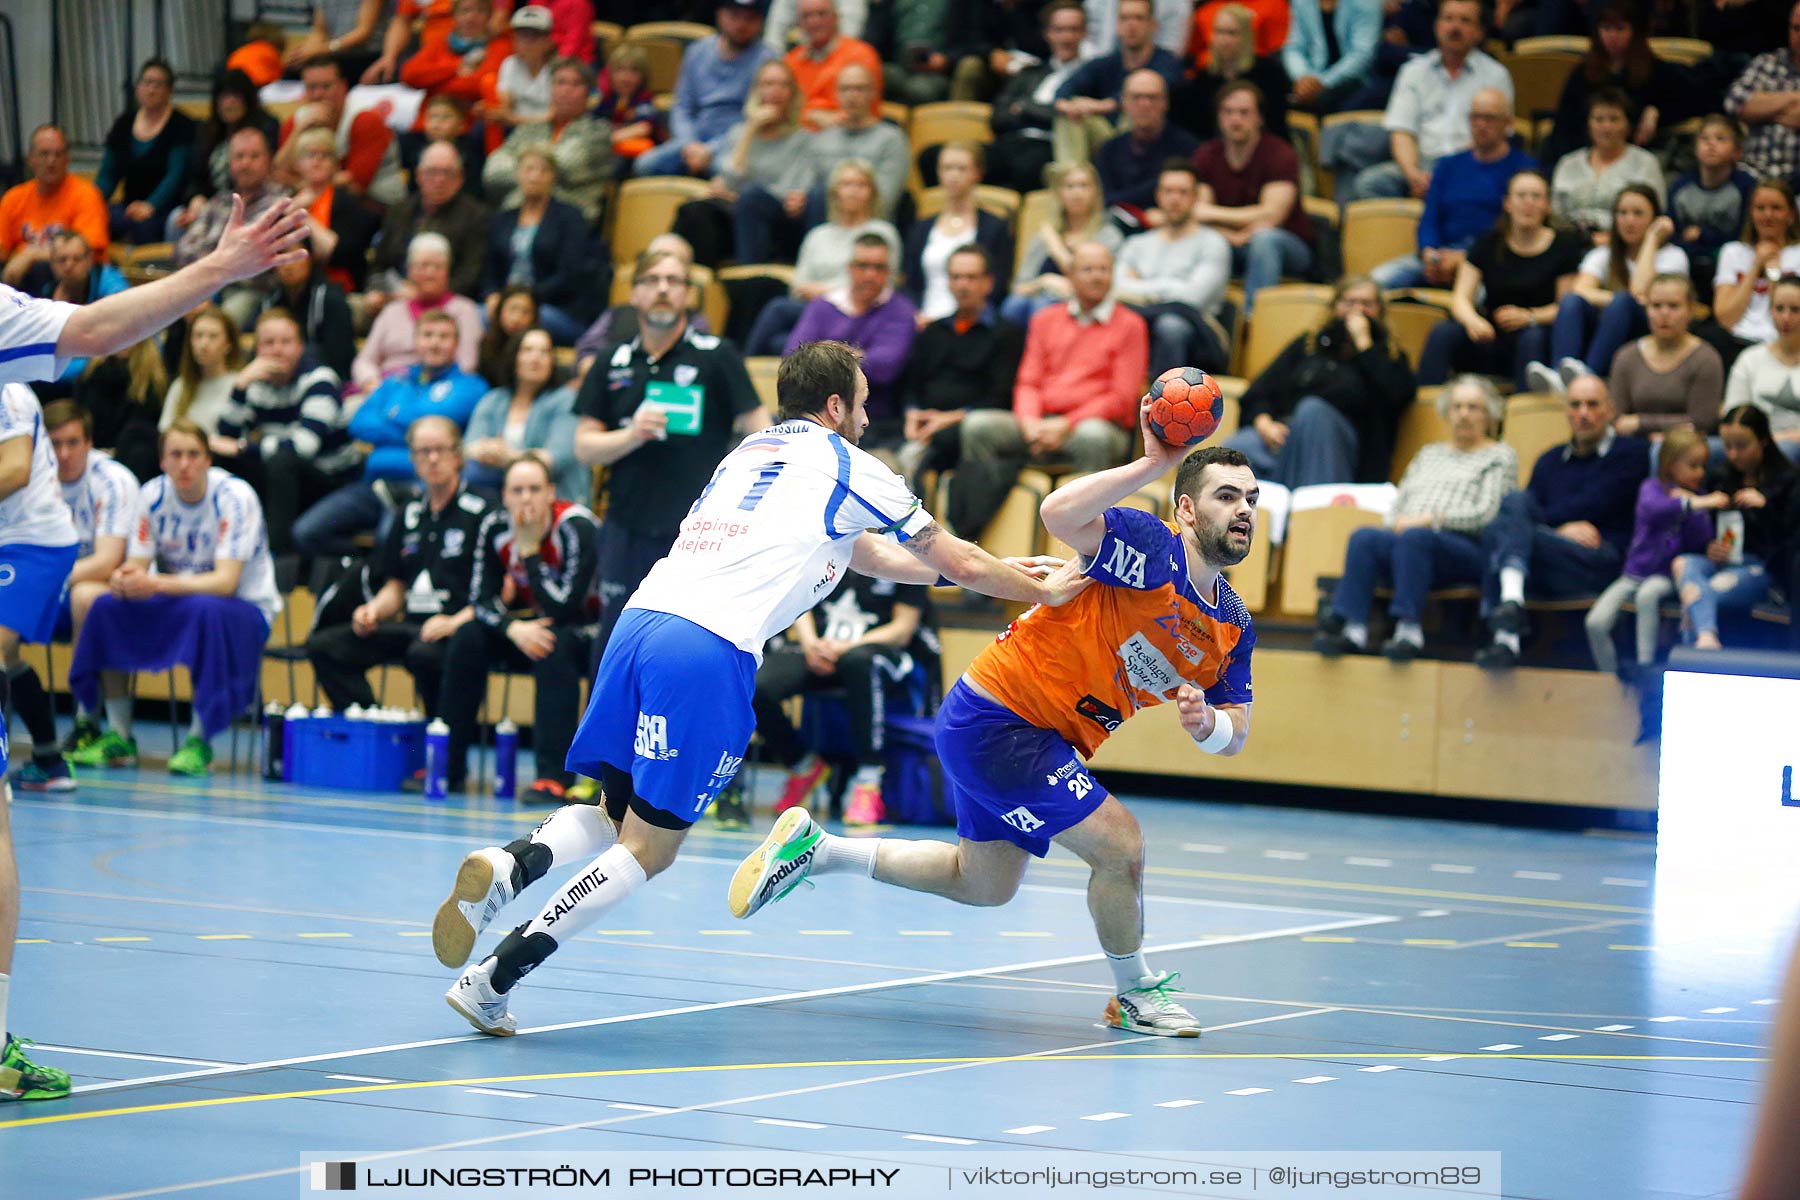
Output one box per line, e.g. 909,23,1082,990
0,13,20,185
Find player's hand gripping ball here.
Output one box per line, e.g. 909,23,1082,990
1146,367,1225,448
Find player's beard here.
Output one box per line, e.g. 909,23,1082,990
1198,515,1253,567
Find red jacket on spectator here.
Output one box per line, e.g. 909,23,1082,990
542,0,594,63
279,109,395,193
402,32,517,116
1012,299,1148,428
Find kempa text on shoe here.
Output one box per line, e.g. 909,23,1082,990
759,851,812,903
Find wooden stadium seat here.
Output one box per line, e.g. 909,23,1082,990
625,19,714,40
1287,110,1320,191
880,101,911,130
1381,294,1449,373
718,261,796,289
745,355,780,410
1389,391,1447,481
621,36,689,96
1648,37,1711,65
691,263,727,335
915,184,1021,224
976,467,1055,562
610,176,710,266
1502,392,1568,485
1301,195,1339,230
1013,188,1056,277
1279,502,1385,615
1501,51,1581,122
1511,34,1589,56
1235,284,1332,380
1342,198,1422,279
591,20,624,57
908,102,995,197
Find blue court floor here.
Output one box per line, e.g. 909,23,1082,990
0,766,1783,1199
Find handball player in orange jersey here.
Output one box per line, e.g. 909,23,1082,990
730,399,1258,1036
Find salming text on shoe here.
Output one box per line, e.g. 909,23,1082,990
433,847,517,968
167,735,214,777
65,731,137,768
0,1035,72,1100
445,958,517,1036
1103,970,1202,1038
773,757,830,814
728,807,823,919
17,758,75,792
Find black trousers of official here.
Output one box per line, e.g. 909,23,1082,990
440,620,593,788
305,621,448,716
751,643,912,770
594,521,677,666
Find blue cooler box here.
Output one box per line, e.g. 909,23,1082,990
285,716,426,791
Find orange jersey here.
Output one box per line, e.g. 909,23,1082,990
966,507,1256,758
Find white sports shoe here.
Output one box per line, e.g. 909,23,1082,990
432,847,516,968
1524,361,1566,395
1104,970,1203,1038
728,807,824,919
446,957,516,1036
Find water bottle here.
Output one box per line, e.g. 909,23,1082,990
494,720,519,800
424,718,451,800
262,702,285,781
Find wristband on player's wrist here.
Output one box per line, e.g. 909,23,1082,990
1194,708,1234,754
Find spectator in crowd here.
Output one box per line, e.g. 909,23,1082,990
896,245,1027,488
1541,3,1684,167
484,59,614,225
900,143,1015,322
304,415,493,723
1608,274,1726,438
1711,180,1800,366
439,453,599,802
534,0,595,62
681,58,814,267
1,126,109,286
1114,160,1231,374
808,64,907,220
744,159,902,355
1667,116,1757,307
369,143,492,305
987,0,1090,194
1002,161,1124,325
364,0,502,85
574,249,768,647
1419,169,1586,391
67,421,281,777
635,0,775,179
213,308,359,556
353,233,487,392
597,42,667,165
1056,0,1185,164
288,128,382,294
298,310,489,557
1347,0,1510,202
401,0,515,118
175,71,279,240
283,0,386,77
1315,376,1516,661
486,4,558,134
785,0,884,129
95,58,196,244
274,56,395,198
393,97,488,207
465,327,587,500
955,241,1146,537
768,0,872,51
28,233,129,391
1473,373,1649,670
572,234,715,372
1370,87,1533,291
1674,404,1796,648
1527,185,1689,388
878,0,957,105
479,286,541,382
1093,70,1201,214
24,401,141,791
786,233,919,452
749,567,936,827
941,0,1057,103
255,250,356,382
1227,274,1416,487
174,128,292,327
1280,0,1380,117
72,339,165,482
160,307,244,436
1550,90,1665,241
1583,429,1723,682
1187,0,1285,68
1724,0,1800,182
480,146,600,345
1174,3,1289,140
1725,274,1800,460
1191,80,1312,315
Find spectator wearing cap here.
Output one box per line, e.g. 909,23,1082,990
486,5,559,136
635,0,777,180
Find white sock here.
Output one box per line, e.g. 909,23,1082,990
518,844,647,944
812,831,881,877
528,805,616,868
1392,621,1424,646
1342,621,1368,650
0,971,9,1039
188,715,207,742
103,696,132,737
75,703,93,720
1499,567,1526,606
1494,630,1521,653
1105,949,1151,993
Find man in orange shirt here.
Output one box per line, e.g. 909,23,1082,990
275,56,395,196
401,0,515,121
785,0,883,129
0,126,109,288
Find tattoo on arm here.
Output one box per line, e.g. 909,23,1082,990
904,521,942,557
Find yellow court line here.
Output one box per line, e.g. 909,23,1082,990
5,1052,1765,1130
1610,944,1653,951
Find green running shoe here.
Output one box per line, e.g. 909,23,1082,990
1,1035,71,1101
167,735,213,777
62,717,101,756
65,731,137,768
728,807,823,918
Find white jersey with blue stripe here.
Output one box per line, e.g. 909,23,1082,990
0,285,77,385
0,384,77,549
625,419,933,660
130,467,283,624
61,450,140,558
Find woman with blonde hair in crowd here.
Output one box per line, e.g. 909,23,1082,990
160,307,244,437
671,58,813,268
1175,3,1289,139
1002,162,1124,326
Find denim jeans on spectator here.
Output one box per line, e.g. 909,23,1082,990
745,295,810,356
1550,291,1646,377
1222,396,1360,488
734,184,823,264
1330,525,1485,624
1127,301,1229,376
999,290,1062,328
1418,318,1552,392
634,139,700,178
1231,228,1314,315
1371,253,1426,290
1674,552,1771,641
292,481,388,559
536,303,589,347
1480,490,1624,616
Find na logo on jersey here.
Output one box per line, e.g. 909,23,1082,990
1002,806,1044,833
1105,541,1147,588
634,713,679,760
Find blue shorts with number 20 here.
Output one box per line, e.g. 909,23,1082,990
940,679,1108,858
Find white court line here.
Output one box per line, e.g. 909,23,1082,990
754,1118,827,1130
1017,883,1379,919
75,916,1391,1095
31,1045,235,1068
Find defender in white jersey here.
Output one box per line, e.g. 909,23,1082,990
435,341,1091,1035
68,422,280,778
0,384,78,1101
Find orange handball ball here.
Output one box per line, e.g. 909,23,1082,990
1146,367,1225,448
